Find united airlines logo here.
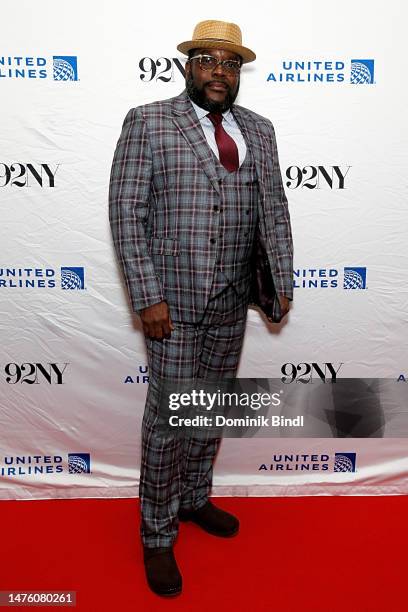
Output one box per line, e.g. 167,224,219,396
343,267,367,290
350,59,374,84
0,453,91,477
0,55,79,80
61,267,85,290
0,266,86,290
68,453,91,474
124,365,149,384
293,267,367,289
52,56,78,81
267,59,375,84
334,452,357,472
258,452,358,473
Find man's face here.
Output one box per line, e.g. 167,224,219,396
185,48,241,113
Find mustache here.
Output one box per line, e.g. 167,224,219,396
206,80,230,89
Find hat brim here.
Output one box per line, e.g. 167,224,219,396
177,39,256,64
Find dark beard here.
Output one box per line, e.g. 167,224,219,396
186,74,240,113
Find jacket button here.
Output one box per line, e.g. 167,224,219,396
210,238,216,244
213,205,219,212
246,209,250,214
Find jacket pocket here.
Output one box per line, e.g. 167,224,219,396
148,236,180,256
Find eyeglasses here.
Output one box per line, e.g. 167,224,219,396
189,54,241,75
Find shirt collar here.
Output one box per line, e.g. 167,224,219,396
190,99,234,125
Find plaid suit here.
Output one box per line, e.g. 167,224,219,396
109,89,293,323
109,90,293,546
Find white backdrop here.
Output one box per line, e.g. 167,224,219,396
1,0,407,499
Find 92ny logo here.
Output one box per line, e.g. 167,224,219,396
0,163,60,187
4,363,68,384
139,57,185,82
285,166,351,189
281,362,343,383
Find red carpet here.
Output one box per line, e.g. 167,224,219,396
0,496,406,611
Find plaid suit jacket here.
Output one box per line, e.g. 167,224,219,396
109,89,293,323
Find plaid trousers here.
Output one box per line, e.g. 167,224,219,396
140,282,249,547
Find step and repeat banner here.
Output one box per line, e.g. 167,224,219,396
1,0,407,499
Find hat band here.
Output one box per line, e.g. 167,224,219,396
196,37,240,44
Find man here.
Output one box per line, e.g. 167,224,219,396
109,20,293,597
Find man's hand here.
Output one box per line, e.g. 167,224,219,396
140,301,174,340
278,295,290,318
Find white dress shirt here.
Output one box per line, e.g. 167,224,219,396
190,99,247,168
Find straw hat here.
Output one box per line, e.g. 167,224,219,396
177,20,256,64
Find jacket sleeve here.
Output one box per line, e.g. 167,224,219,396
108,108,164,313
266,120,294,300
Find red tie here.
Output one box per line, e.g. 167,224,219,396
207,112,239,172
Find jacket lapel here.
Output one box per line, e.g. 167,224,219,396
231,104,267,189
171,91,268,197
171,90,220,194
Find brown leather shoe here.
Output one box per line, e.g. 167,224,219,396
143,546,182,597
178,500,239,537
